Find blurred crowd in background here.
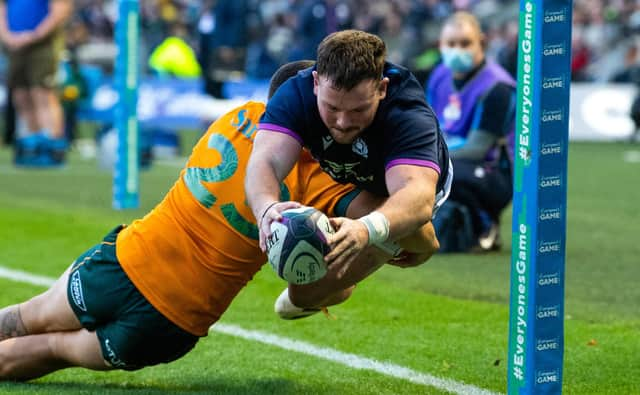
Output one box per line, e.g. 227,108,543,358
51,0,640,93
2,0,640,162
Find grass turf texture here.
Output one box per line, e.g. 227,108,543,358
0,142,638,394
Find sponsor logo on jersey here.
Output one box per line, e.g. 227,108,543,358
352,138,368,158
322,160,374,183
322,135,333,150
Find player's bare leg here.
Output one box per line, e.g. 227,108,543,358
0,267,112,380
0,267,80,338
0,329,111,381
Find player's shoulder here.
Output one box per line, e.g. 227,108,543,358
383,62,427,102
201,100,266,138
279,66,315,99
383,62,412,81
224,100,266,120
265,66,315,121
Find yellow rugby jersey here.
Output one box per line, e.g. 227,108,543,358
116,101,355,336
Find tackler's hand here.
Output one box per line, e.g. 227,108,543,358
258,201,302,252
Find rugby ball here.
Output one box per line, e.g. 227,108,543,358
266,207,334,284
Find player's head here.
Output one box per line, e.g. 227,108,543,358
268,60,316,99
313,30,389,144
439,11,486,76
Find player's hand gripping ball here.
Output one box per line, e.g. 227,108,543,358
266,207,334,284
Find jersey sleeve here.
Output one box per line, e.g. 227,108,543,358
383,90,443,176
258,79,305,145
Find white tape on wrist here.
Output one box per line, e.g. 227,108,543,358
358,211,390,245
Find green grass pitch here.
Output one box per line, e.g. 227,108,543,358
0,142,638,394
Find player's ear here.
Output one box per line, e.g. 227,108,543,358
313,71,319,96
377,77,389,99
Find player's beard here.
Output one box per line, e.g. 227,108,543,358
329,127,362,144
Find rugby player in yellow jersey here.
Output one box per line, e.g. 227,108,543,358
0,61,439,380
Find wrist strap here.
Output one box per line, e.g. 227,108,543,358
358,211,390,245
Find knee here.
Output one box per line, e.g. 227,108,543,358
423,236,440,259
397,224,439,258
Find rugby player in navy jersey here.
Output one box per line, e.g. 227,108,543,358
245,30,452,319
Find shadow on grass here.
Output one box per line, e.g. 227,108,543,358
0,377,313,395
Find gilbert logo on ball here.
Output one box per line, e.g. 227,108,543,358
267,207,334,285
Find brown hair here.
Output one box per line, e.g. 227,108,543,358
268,60,316,98
316,30,386,90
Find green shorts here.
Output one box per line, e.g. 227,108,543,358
67,226,200,371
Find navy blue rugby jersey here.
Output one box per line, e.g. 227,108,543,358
259,62,449,197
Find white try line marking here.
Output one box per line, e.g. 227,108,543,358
0,264,501,395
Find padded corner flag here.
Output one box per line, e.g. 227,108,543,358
508,0,572,393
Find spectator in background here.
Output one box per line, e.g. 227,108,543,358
76,0,113,42
291,0,352,60
631,90,640,143
618,43,640,143
426,11,516,252
570,29,592,82
2,87,15,147
378,5,410,66
197,0,217,93
610,42,640,83
205,0,250,98
0,0,73,167
59,16,89,144
149,21,202,79
494,20,518,79
245,12,295,79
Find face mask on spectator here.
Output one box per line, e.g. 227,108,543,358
441,48,474,74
